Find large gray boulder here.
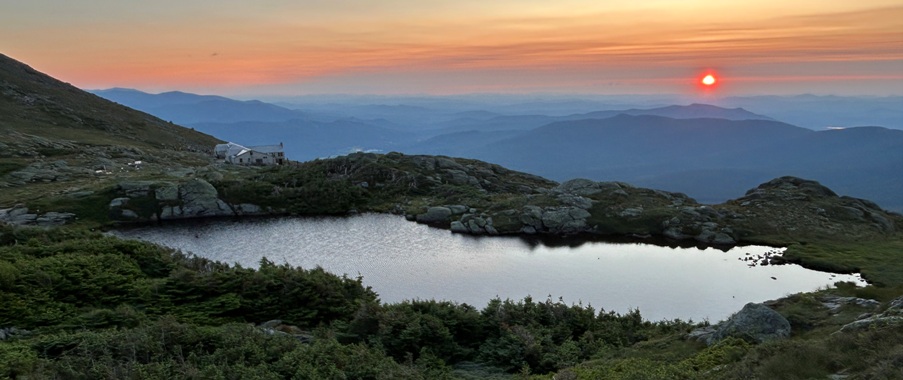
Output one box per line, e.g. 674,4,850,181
416,206,452,224
154,183,179,201
706,303,791,345
177,179,233,218
541,207,591,234
554,178,629,197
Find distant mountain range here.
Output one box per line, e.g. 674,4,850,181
716,94,903,130
410,116,903,210
91,88,311,124
90,88,903,211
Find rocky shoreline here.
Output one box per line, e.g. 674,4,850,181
4,169,897,254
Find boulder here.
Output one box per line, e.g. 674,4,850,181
695,230,736,245
160,205,182,220
450,221,468,233
179,179,233,217
554,178,629,196
416,206,452,224
557,193,593,210
35,212,76,226
119,210,139,220
154,183,180,202
117,181,155,197
706,303,790,345
686,326,717,343
109,197,130,208
663,227,690,240
520,206,544,230
541,207,591,234
819,295,881,312
0,205,74,226
466,219,484,234
619,207,643,218
235,203,262,215
434,157,465,171
448,205,469,215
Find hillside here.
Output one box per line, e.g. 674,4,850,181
0,53,223,212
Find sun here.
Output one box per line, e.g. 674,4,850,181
702,74,716,86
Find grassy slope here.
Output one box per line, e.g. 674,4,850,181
0,53,220,151
0,53,222,212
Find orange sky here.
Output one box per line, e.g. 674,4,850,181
2,0,902,96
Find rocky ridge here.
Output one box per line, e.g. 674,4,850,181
3,147,899,257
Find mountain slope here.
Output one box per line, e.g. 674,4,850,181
0,53,222,209
1,54,220,151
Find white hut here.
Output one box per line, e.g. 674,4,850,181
215,142,285,166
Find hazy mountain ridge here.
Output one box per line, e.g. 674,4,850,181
717,94,903,130
424,115,903,210
91,87,312,124
87,90,903,211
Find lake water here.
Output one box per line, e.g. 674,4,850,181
111,214,863,322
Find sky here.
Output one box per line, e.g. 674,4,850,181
2,0,902,97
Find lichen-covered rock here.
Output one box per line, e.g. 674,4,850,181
450,221,468,233
448,205,469,215
119,209,139,220
154,183,179,201
178,178,232,217
541,207,591,234
0,205,74,226
235,203,262,215
109,197,130,208
416,206,452,225
35,212,75,225
695,230,736,245
116,181,155,197
837,296,903,333
554,178,630,197
706,303,791,345
819,295,881,312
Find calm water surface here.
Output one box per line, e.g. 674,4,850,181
111,214,862,321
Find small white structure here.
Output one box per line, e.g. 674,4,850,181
214,142,285,166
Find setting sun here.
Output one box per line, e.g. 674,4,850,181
702,74,716,86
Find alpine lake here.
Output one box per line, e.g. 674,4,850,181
110,213,863,322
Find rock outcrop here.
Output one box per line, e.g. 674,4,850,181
724,176,898,238
403,174,899,243
0,205,76,227
107,178,267,222
837,296,903,333
691,303,791,345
